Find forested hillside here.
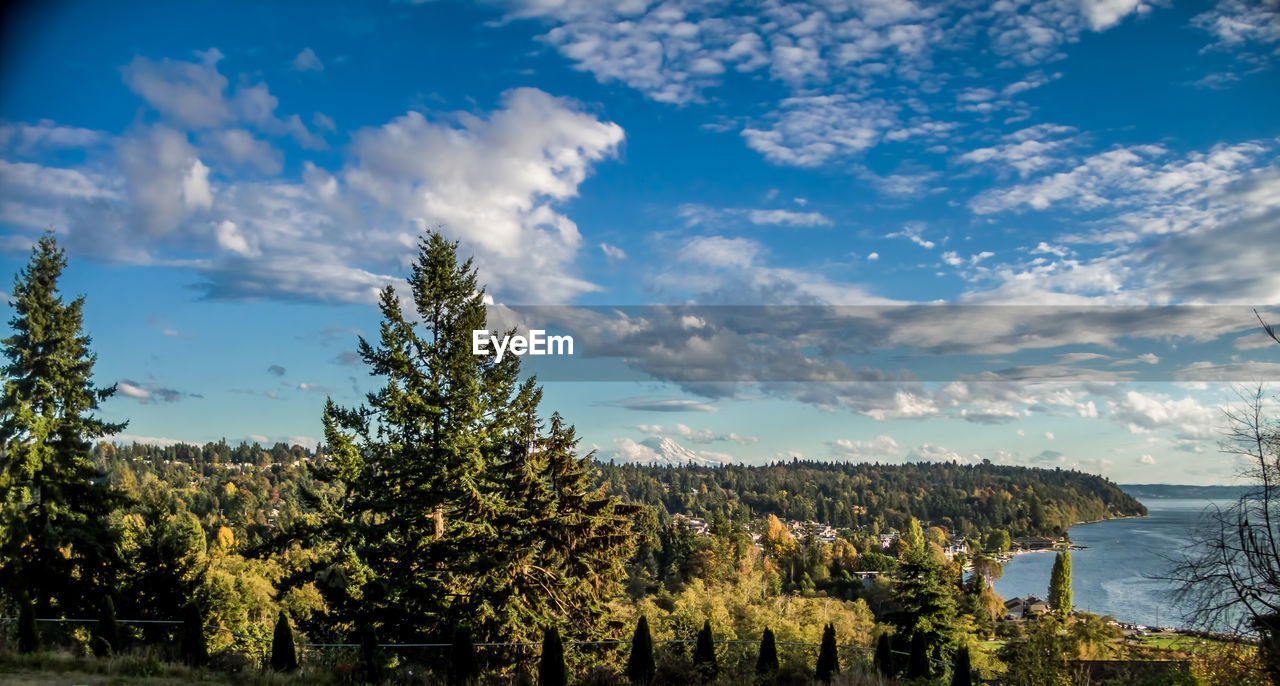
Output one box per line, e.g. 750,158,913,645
599,460,1147,538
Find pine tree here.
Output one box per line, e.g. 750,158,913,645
17,591,38,654
815,623,840,681
306,233,637,643
951,645,973,686
179,602,206,666
873,632,893,677
755,627,779,675
450,625,479,686
0,235,129,618
92,596,120,657
1049,550,1073,618
908,631,928,678
271,610,298,672
627,616,656,685
693,620,718,680
539,626,568,686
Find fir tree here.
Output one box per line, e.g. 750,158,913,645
539,626,568,686
92,596,120,657
179,602,206,666
693,620,718,681
755,627,779,675
450,625,479,686
0,235,129,617
908,631,928,679
873,633,893,677
815,623,839,681
951,645,973,686
305,233,637,643
17,592,38,654
271,610,298,672
627,615,656,685
1049,550,1073,618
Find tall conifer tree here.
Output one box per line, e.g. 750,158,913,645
0,234,128,617
755,627,779,675
1049,550,1072,618
538,626,568,686
306,232,638,644
815,623,839,681
627,616,656,685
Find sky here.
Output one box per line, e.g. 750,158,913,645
1,0,1278,484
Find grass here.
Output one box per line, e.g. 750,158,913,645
0,650,330,686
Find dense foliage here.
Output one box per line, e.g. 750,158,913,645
597,459,1147,538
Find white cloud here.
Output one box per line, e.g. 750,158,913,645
1139,453,1156,464
907,442,981,464
638,423,757,445
1109,390,1219,438
600,242,627,262
831,434,902,459
292,47,324,72
867,252,879,260
343,87,624,302
0,120,105,153
746,208,833,227
886,222,935,249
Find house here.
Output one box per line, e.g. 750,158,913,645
1004,595,1050,619
1013,536,1058,551
878,532,898,549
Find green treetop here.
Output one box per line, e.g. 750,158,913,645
1049,550,1073,618
302,232,637,644
0,234,129,616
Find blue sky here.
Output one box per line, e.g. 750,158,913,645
1,0,1278,484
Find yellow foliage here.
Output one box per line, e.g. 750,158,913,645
215,526,236,550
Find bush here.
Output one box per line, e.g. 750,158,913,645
91,596,121,657
449,625,478,685
17,593,38,654
179,602,207,666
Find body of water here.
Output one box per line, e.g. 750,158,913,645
993,498,1232,629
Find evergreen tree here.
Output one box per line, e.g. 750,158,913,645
179,602,206,666
908,631,928,679
951,645,973,686
17,592,38,654
450,625,479,686
626,615,656,684
91,596,120,657
755,627,779,675
693,620,718,680
539,626,568,686
271,610,298,672
0,235,129,617
873,633,893,677
1049,550,1073,618
815,623,840,681
304,233,637,643
889,543,958,664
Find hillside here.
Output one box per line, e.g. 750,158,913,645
597,459,1147,538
